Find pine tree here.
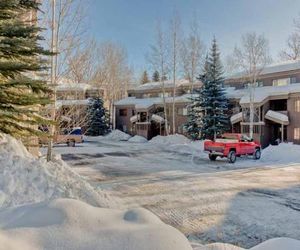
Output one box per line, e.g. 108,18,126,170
198,38,230,140
184,89,203,140
0,1,52,140
141,70,149,84
152,70,160,82
86,98,110,136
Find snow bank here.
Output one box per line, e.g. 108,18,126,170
105,129,131,141
150,134,190,145
261,143,300,164
128,135,148,143
0,134,117,208
0,198,193,250
195,238,300,250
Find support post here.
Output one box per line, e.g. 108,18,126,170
281,123,284,143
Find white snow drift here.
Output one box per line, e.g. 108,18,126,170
0,198,193,250
105,129,131,141
0,134,117,208
128,135,148,143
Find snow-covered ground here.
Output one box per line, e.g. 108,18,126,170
43,133,300,248
0,134,194,250
0,198,192,250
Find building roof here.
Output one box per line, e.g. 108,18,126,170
238,83,300,105
226,60,300,80
116,83,300,109
114,94,193,109
55,99,90,108
129,79,202,92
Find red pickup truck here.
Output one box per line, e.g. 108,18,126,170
204,133,261,163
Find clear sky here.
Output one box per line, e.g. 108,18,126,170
87,0,300,75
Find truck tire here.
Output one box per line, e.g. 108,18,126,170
253,148,261,160
209,154,217,161
228,150,236,163
67,140,75,147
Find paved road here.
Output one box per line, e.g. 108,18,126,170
53,139,300,248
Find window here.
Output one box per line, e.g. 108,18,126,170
119,109,127,116
295,100,300,112
178,108,188,116
273,78,290,86
291,77,297,83
294,128,300,140
244,81,263,88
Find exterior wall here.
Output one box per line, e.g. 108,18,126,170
287,95,300,144
115,106,135,133
115,102,189,139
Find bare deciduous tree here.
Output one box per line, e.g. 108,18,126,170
169,11,182,134
67,39,98,83
92,42,133,125
148,21,170,135
230,32,271,139
181,18,205,93
41,0,89,80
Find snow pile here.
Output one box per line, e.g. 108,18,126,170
105,129,131,141
128,135,148,143
150,134,190,145
261,143,300,164
0,134,118,208
195,238,300,250
0,198,193,250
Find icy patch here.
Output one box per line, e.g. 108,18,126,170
105,130,131,141
0,134,118,208
128,135,148,143
150,134,190,145
0,198,193,250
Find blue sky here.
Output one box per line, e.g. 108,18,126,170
88,0,300,75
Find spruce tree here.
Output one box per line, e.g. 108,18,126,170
198,38,229,140
184,89,203,140
86,98,110,136
141,70,149,84
152,70,160,82
0,0,52,139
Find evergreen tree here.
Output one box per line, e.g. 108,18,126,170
152,70,160,82
184,89,203,140
86,98,110,136
0,0,52,139
141,70,149,84
198,38,230,140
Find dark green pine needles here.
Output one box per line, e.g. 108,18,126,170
199,38,230,140
0,0,52,139
85,98,110,136
186,38,230,140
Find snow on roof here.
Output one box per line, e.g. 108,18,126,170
130,79,202,92
265,110,289,125
114,94,193,108
116,83,300,109
56,99,90,108
230,112,243,124
227,60,300,79
56,83,92,92
239,83,300,105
